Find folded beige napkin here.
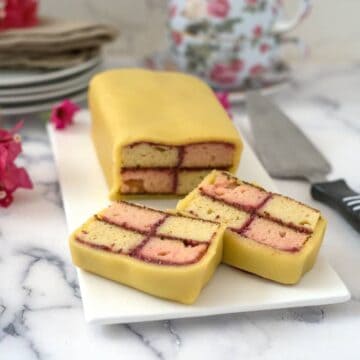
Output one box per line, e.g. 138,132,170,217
0,17,119,69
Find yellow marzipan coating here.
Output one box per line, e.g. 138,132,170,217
89,69,243,200
176,170,326,284
69,216,225,304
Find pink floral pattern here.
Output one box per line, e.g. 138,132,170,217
210,63,237,85
253,25,262,38
168,0,305,88
171,31,183,45
250,64,265,76
230,59,244,71
207,0,230,18
169,4,177,18
209,59,245,87
259,43,270,53
0,121,33,207
51,99,80,130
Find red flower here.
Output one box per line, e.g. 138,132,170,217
246,0,258,5
171,31,183,45
230,59,244,71
0,121,33,208
210,63,237,85
250,64,265,76
259,43,270,53
51,99,80,130
0,190,13,207
169,4,177,18
253,25,263,38
0,0,38,31
207,0,230,18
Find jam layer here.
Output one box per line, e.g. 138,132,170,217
176,170,326,284
70,200,225,303
120,142,235,195
122,142,235,169
76,201,218,265
197,171,320,236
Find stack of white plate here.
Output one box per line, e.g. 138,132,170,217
0,56,101,116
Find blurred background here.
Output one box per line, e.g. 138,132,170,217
40,0,360,63
1,0,359,116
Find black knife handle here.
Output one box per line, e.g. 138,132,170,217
311,179,360,232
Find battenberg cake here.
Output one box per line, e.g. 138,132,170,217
89,69,243,199
176,171,326,284
69,201,225,304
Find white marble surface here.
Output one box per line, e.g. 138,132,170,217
0,62,359,359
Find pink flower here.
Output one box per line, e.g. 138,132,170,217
207,0,230,18
171,31,183,45
0,0,38,31
0,121,33,208
0,190,13,207
210,63,237,85
51,99,80,130
253,25,262,38
250,64,265,76
169,4,177,18
230,59,244,71
259,43,270,53
246,0,258,5
215,91,232,117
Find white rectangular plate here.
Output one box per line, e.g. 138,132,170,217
48,113,350,325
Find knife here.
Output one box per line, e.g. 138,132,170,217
246,92,360,232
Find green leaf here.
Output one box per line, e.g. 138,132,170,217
215,17,243,32
244,6,257,13
186,21,211,35
184,42,221,73
251,38,260,47
260,1,267,11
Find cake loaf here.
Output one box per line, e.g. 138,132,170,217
69,201,224,304
177,171,326,284
89,69,243,199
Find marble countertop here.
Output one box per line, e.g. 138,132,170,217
1,62,359,360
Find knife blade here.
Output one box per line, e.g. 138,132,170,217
246,92,360,232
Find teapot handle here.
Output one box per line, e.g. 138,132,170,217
272,0,312,34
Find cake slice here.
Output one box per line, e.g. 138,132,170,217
69,201,224,304
89,69,243,198
176,170,326,284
